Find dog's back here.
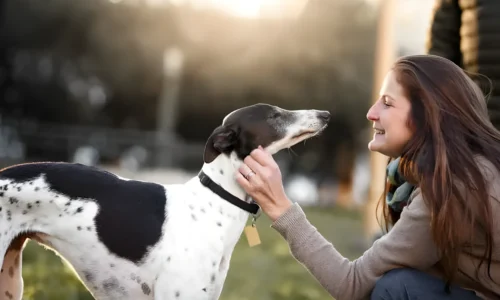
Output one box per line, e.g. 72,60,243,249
0,162,168,263
0,162,169,299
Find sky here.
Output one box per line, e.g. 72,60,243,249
116,0,437,54
393,0,436,54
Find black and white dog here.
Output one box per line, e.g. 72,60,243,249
0,103,330,300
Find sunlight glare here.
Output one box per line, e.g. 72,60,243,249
217,0,263,18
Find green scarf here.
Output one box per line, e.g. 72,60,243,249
386,157,415,212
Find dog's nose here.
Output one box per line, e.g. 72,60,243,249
317,111,331,123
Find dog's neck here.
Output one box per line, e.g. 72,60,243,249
200,152,248,203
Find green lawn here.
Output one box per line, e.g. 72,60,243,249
20,206,366,300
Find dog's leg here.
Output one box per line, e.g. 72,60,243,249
0,236,26,300
210,256,230,300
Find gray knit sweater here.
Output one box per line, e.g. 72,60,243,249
271,157,500,300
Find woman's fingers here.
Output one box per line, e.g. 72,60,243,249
250,146,273,166
235,172,252,193
237,160,268,195
251,147,281,180
235,147,290,219
243,155,264,176
235,170,264,197
238,162,255,179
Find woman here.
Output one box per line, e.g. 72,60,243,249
235,55,500,300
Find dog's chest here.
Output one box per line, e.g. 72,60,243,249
142,183,249,298
158,183,249,261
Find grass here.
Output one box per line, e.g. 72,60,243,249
19,206,366,300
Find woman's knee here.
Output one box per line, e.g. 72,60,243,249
370,268,480,300
370,268,422,299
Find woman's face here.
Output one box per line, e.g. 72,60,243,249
366,70,413,158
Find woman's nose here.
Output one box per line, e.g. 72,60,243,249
366,103,379,121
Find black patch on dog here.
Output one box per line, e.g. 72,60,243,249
0,162,167,264
141,283,151,295
203,103,296,163
83,271,94,282
102,277,127,297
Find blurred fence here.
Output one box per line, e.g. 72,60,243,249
0,115,206,171
0,115,368,207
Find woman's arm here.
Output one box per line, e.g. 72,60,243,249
235,148,442,299
271,189,441,300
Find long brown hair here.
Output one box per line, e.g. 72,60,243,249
376,55,499,287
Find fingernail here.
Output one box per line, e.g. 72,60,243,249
258,145,263,149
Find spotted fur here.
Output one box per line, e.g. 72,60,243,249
0,103,330,300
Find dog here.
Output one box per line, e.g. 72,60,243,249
0,103,330,300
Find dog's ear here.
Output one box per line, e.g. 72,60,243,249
203,125,239,163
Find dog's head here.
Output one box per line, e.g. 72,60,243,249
203,103,330,163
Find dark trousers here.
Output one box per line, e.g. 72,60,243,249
370,268,482,300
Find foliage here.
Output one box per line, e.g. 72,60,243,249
0,0,377,167
20,206,364,300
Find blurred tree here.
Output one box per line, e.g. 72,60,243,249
0,0,376,179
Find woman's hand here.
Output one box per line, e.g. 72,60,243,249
235,146,293,222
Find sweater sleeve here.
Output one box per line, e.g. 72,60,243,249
271,189,441,300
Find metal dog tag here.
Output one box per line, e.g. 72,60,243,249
244,223,261,247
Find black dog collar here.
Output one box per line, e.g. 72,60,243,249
198,171,260,215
